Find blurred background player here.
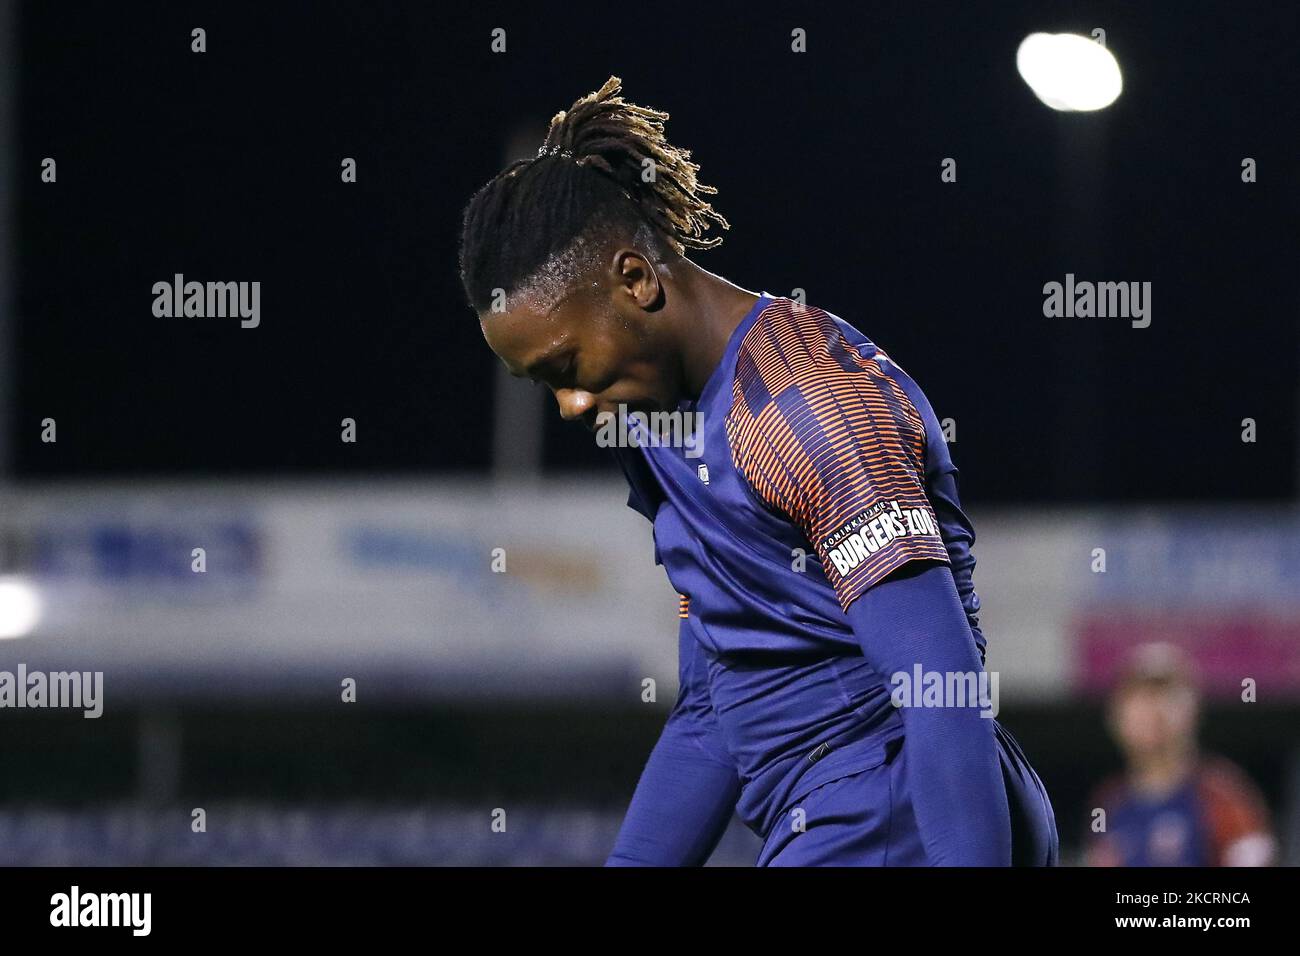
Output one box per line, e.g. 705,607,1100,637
1085,642,1276,867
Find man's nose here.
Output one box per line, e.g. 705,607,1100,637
555,388,596,422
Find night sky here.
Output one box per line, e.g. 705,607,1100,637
15,0,1298,502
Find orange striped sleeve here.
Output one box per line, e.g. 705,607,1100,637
726,299,949,611
1197,759,1275,866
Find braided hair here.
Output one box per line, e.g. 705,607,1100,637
458,76,729,314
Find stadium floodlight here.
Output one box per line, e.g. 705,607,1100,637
1017,32,1123,111
0,576,41,639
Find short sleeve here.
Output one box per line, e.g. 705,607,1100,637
1199,760,1275,866
726,302,950,611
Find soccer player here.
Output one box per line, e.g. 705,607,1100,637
458,76,1058,866
1085,643,1275,867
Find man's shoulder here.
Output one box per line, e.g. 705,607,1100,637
1194,755,1266,806
728,298,883,424
738,296,875,374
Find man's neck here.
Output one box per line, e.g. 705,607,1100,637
673,262,761,399
1130,746,1197,798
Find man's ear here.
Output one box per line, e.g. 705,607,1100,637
609,247,661,310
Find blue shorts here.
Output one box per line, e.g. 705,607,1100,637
756,720,1059,866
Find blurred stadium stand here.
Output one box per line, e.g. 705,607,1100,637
1,483,1297,864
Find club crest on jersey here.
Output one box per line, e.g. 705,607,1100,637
697,463,710,485
822,500,939,576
